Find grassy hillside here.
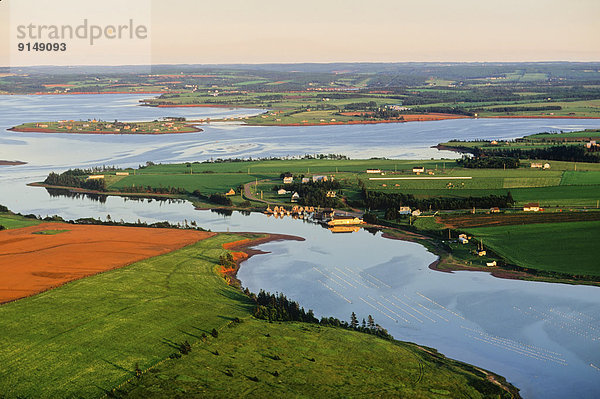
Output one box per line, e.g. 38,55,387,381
122,319,513,399
0,231,517,398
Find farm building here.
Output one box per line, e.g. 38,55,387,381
486,261,497,267
477,250,487,257
301,177,310,183
366,169,382,174
458,234,469,244
312,175,328,182
326,191,336,198
115,172,129,176
490,207,500,213
283,176,293,184
411,209,421,216
412,166,425,174
531,163,551,169
87,175,105,180
277,188,289,195
398,206,411,215
291,192,300,202
523,203,540,212
328,216,364,226
225,188,235,196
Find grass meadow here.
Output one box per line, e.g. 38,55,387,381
0,213,40,229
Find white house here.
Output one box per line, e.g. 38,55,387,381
283,176,293,184
398,206,411,215
291,192,300,202
301,177,310,184
412,166,425,174
523,202,540,212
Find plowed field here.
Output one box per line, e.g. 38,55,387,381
0,223,213,303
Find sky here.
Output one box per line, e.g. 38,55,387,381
2,0,599,66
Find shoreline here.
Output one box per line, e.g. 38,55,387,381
219,233,306,287
9,125,202,135
2,91,181,96
380,228,600,287
0,160,27,166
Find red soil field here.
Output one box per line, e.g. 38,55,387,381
0,223,214,303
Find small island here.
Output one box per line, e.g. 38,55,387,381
9,118,202,135
0,160,27,166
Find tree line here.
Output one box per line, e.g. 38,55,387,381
361,189,515,213
249,289,393,340
480,145,600,163
44,171,107,191
456,156,520,169
480,105,562,113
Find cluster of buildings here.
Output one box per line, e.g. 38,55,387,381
282,174,333,184
586,140,599,149
264,205,315,219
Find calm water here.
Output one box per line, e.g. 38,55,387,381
1,94,599,398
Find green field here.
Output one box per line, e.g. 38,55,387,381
560,171,600,186
467,221,600,276
0,232,514,398
41,157,600,209
108,173,268,195
0,213,40,229
32,229,69,235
